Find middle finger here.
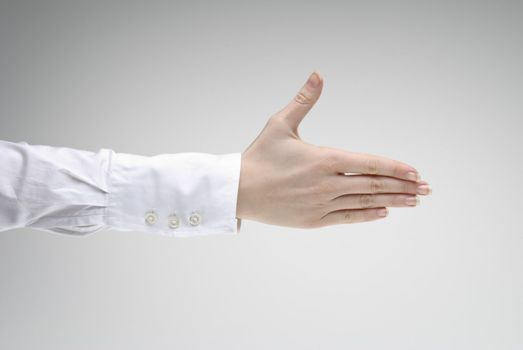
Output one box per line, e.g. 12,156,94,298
326,174,430,199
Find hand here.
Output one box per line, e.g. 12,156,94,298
236,71,432,228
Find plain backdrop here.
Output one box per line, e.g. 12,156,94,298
0,0,522,349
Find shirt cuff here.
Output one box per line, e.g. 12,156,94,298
105,151,242,237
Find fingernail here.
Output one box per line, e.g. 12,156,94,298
405,195,419,206
407,171,421,182
417,185,431,195
307,71,321,88
378,208,388,217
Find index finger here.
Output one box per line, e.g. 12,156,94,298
329,149,421,182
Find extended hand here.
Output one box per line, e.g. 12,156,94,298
236,71,432,228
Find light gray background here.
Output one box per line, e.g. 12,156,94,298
0,0,522,349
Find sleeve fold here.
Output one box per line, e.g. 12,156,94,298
0,140,243,237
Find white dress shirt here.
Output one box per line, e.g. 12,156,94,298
0,140,242,237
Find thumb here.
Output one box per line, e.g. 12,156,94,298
278,70,324,134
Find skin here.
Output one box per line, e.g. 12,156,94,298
236,71,432,228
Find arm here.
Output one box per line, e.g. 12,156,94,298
0,140,241,236
0,71,431,236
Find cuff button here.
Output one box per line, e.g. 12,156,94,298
145,211,158,225
189,212,202,226
168,214,180,229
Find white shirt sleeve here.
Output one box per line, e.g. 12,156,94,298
0,139,243,237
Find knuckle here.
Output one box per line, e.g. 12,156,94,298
344,210,353,223
294,89,312,105
366,157,379,175
359,194,374,208
304,216,321,229
370,178,384,193
311,200,331,214
402,181,410,194
318,150,340,173
310,220,323,229
394,195,405,206
313,180,336,196
267,113,285,127
392,159,402,178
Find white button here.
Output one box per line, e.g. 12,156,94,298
168,214,180,229
145,211,157,225
189,212,202,226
